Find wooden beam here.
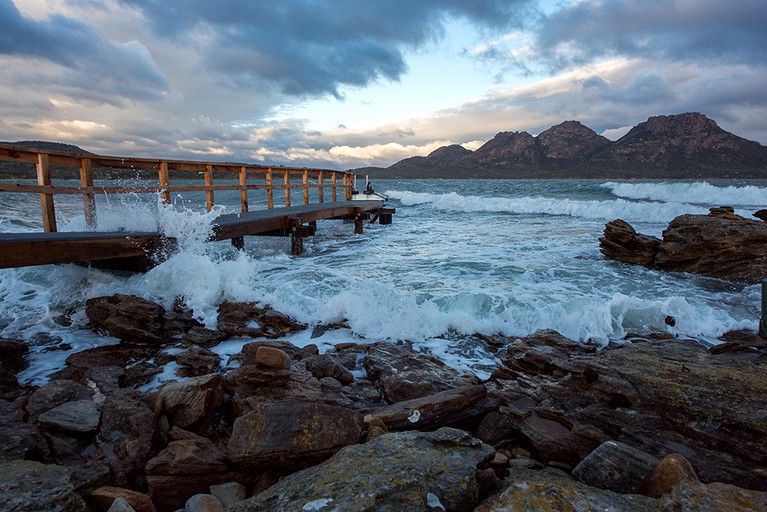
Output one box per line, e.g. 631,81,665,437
0,233,174,268
318,171,324,203
284,169,291,207
331,172,337,202
204,165,214,212
158,161,171,204
302,169,309,205
36,153,57,232
80,158,96,229
266,168,274,209
239,166,249,212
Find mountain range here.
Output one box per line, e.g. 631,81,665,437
353,113,767,179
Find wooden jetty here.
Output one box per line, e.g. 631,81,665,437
0,143,395,269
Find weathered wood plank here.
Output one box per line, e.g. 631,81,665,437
0,233,174,268
80,158,96,229
36,153,57,232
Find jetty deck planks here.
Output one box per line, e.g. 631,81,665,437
0,200,389,269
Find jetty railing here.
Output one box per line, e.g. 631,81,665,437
0,143,354,232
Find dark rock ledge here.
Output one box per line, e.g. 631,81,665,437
600,208,767,283
0,294,765,511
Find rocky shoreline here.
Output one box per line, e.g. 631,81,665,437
1,292,766,511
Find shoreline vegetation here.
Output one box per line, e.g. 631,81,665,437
2,210,767,511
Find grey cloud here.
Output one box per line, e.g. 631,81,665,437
0,0,169,103
118,0,535,97
533,0,767,69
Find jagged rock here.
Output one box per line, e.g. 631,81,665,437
640,453,700,498
753,209,767,222
600,214,767,283
476,411,515,446
599,219,661,266
38,400,101,433
88,486,156,512
363,384,496,431
0,460,90,511
26,379,94,420
474,466,655,511
209,482,246,508
146,436,247,512
227,402,363,469
97,389,160,489
158,374,223,434
59,344,159,390
0,363,23,399
217,302,306,338
175,346,221,377
302,354,354,384
487,330,767,490
363,342,478,402
653,213,767,282
86,295,166,344
656,480,767,511
181,327,228,347
572,440,659,494
0,339,28,371
228,428,494,512
0,397,49,461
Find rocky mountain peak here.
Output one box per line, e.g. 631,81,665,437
538,121,611,160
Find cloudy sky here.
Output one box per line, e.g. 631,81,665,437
1,0,765,169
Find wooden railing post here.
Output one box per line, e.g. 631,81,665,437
239,166,248,212
266,168,274,209
80,157,96,229
36,153,57,232
302,169,309,205
318,171,324,203
284,169,291,207
331,172,337,202
158,161,171,204
204,165,214,212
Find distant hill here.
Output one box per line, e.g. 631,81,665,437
0,140,94,179
354,113,767,179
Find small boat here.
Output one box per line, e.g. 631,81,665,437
352,175,387,202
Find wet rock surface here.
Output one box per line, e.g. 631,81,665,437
600,212,767,282
228,428,494,512
2,295,766,511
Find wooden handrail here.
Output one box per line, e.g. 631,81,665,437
0,143,353,232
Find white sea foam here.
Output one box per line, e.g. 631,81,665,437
1,180,761,385
385,190,708,224
603,181,767,208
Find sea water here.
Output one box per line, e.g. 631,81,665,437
1,179,764,386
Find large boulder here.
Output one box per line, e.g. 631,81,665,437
97,389,160,489
228,428,494,512
86,295,166,344
217,302,306,338
157,374,223,435
600,213,767,282
227,402,364,469
599,219,660,266
363,342,478,403
475,466,655,511
654,213,767,282
0,460,90,512
487,330,767,490
146,435,246,512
